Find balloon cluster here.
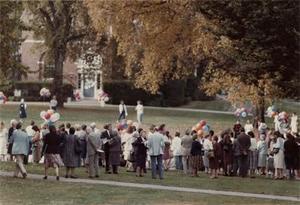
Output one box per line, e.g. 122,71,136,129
278,111,288,122
97,90,109,102
234,108,248,118
192,120,211,136
40,88,51,97
278,111,289,134
117,119,128,130
74,90,82,101
266,106,277,118
0,92,7,104
40,109,60,124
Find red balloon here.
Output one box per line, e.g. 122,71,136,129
44,113,51,120
199,120,206,127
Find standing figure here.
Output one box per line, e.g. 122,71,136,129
135,101,144,124
132,129,148,177
42,125,64,180
190,133,203,177
50,96,58,111
101,124,113,173
63,127,81,178
181,129,193,175
222,133,233,176
31,125,42,163
233,120,242,138
257,134,268,175
291,112,298,134
148,125,165,179
0,122,8,161
272,131,285,179
11,123,30,178
118,100,128,121
108,129,122,174
237,128,251,177
7,119,17,161
244,120,254,134
171,132,183,170
19,99,27,122
248,131,258,178
209,136,222,179
284,133,299,180
86,127,101,178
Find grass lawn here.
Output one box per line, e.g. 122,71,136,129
0,162,299,198
1,177,298,205
0,104,274,134
181,99,300,114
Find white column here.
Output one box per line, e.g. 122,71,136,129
94,70,98,99
80,72,84,99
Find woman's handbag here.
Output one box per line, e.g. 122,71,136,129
207,150,215,159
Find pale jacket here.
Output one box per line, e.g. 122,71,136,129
244,123,254,134
147,132,165,156
11,129,30,155
135,104,144,115
203,138,213,151
171,137,182,156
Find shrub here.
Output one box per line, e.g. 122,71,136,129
13,81,74,102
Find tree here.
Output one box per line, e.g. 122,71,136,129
25,0,98,106
85,0,215,93
197,0,300,122
0,1,27,92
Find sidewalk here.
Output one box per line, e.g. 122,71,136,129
0,171,299,202
5,101,234,115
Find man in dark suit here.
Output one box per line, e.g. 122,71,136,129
237,128,251,177
100,124,113,174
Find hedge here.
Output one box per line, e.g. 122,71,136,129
13,81,74,102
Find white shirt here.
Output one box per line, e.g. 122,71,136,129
119,104,128,115
203,138,213,151
26,126,35,137
291,115,298,133
171,137,182,156
249,138,257,151
244,123,253,134
135,104,144,115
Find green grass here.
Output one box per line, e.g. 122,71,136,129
0,104,273,134
0,162,299,198
1,176,297,205
181,99,300,114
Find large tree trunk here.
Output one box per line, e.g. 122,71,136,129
255,103,265,123
53,46,66,108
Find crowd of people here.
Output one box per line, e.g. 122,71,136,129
0,114,299,181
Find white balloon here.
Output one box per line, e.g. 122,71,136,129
40,111,47,120
50,113,60,122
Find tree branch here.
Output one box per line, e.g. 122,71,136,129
66,32,86,42
39,8,54,31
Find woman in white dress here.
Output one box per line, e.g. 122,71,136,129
291,113,298,134
123,126,135,171
273,131,285,179
0,121,8,161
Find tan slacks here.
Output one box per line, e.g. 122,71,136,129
14,154,27,177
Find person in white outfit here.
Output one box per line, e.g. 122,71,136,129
274,114,280,132
171,132,182,170
244,120,254,134
291,112,298,134
273,131,285,179
123,126,135,171
0,121,8,161
135,101,144,124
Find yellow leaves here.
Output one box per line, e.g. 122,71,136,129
84,0,215,93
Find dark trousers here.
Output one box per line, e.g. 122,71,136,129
150,155,163,179
232,155,240,176
118,111,126,121
112,165,118,174
238,155,249,177
175,156,183,170
104,143,110,172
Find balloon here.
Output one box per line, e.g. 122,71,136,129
40,111,47,119
47,109,54,115
203,125,210,132
199,120,206,127
271,111,276,118
197,130,203,136
192,126,197,131
44,113,51,120
127,120,133,126
196,123,202,131
50,113,60,122
241,111,247,118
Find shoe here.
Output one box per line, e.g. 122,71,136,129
113,172,118,174
65,175,69,178
70,176,78,179
43,176,47,180
95,175,99,178
22,173,27,179
88,176,94,178
105,171,112,174
56,176,59,181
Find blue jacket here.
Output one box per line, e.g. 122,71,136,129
147,132,165,156
11,129,30,155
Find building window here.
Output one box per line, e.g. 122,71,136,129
78,73,82,89
97,73,100,89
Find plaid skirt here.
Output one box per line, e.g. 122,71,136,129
249,150,258,170
44,154,64,168
190,155,203,170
